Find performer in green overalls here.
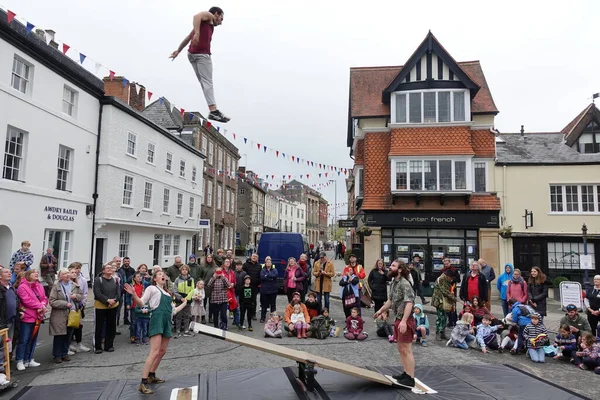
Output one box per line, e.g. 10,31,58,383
125,270,188,394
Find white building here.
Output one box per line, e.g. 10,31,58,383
292,202,306,235
278,197,305,234
264,190,280,231
93,96,205,275
0,19,103,279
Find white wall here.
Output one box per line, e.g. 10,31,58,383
0,38,100,275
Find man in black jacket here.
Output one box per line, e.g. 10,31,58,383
408,263,428,305
459,261,488,304
243,253,261,320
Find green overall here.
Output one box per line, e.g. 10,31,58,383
148,289,173,338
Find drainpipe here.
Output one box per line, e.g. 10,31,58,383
89,104,104,280
502,164,508,262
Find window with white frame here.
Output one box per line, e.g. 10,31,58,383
122,176,134,206
177,193,184,216
225,189,230,213
192,165,197,182
392,89,469,124
143,182,153,209
473,162,487,192
207,181,213,206
62,231,71,268
3,127,26,181
217,184,222,210
550,184,600,213
56,145,72,191
208,141,214,165
173,235,181,255
189,197,195,218
163,188,170,213
163,234,172,256
391,158,471,192
119,231,130,258
226,155,232,176
218,148,223,171
354,167,364,197
180,159,186,178
62,86,77,116
166,152,173,172
577,122,599,154
126,132,137,156
11,56,31,94
548,242,596,269
201,135,208,155
147,142,155,164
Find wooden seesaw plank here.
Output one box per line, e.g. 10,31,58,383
190,322,436,394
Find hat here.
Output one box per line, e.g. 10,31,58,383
443,269,454,277
189,254,196,260
244,275,252,282
292,291,301,298
566,304,577,311
319,252,327,258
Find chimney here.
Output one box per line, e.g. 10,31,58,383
103,77,146,111
34,29,46,42
520,125,525,137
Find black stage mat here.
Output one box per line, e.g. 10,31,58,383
10,364,590,400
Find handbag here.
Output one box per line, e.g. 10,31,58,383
343,284,357,308
67,309,81,328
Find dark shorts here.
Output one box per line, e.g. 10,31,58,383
394,316,416,343
148,312,172,338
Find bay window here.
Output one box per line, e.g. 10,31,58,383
391,89,470,125
391,158,479,192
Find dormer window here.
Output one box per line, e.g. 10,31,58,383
577,122,599,154
391,89,469,125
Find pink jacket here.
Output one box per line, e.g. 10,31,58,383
507,279,528,304
17,280,48,323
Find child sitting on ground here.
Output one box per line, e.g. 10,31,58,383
290,304,308,339
345,307,367,341
476,315,503,353
447,312,475,349
322,308,339,337
500,325,519,351
304,292,321,319
574,331,600,373
553,323,577,361
264,312,283,338
191,280,206,325
523,313,549,363
413,304,429,347
375,310,395,343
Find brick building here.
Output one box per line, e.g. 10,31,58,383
347,32,501,279
236,167,266,247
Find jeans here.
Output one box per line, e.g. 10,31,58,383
95,307,117,351
52,328,74,358
528,347,545,363
260,293,277,320
501,299,509,318
135,318,149,343
456,334,475,349
15,321,38,362
211,302,228,330
129,307,137,338
316,292,330,312
233,296,241,326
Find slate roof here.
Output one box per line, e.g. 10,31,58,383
142,99,185,131
495,132,600,165
560,104,600,146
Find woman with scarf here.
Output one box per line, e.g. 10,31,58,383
496,263,513,317
527,267,550,318
507,268,528,304
284,258,306,303
299,254,311,298
49,268,83,363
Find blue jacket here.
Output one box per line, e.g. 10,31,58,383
412,304,429,329
496,263,513,300
511,302,533,327
260,265,279,294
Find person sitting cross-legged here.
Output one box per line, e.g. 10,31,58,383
284,292,311,337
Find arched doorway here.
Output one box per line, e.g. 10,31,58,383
0,225,13,266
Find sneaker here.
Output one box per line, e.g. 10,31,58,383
16,361,25,371
208,110,231,123
67,350,75,356
421,340,428,347
77,343,91,352
248,326,253,332
183,331,192,337
396,373,415,389
173,332,180,339
53,357,63,364
260,319,265,324
70,344,78,352
238,326,244,331
446,339,453,347
415,338,421,344
388,335,394,343
27,360,41,367
62,356,71,362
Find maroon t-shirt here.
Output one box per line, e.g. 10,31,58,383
188,22,214,55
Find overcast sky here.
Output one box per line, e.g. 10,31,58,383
4,0,600,218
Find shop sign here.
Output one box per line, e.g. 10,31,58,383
199,219,210,229
338,219,358,228
365,211,499,228
559,281,583,311
44,206,78,221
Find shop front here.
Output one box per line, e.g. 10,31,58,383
364,211,499,283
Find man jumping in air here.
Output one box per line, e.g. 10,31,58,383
169,6,230,123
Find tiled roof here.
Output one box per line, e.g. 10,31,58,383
471,129,496,158
354,140,365,164
142,99,184,130
496,132,600,164
389,126,475,156
362,133,391,209
349,61,498,119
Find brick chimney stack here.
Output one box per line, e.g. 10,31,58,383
103,77,146,111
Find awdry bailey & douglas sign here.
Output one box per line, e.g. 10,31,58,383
44,206,79,221
364,211,499,228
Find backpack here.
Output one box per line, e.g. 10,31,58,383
310,316,329,340
518,304,534,317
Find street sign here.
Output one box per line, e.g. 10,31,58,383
559,281,583,311
580,254,593,270
338,219,357,228
199,219,210,228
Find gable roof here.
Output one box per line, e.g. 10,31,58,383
383,32,480,100
561,103,600,146
495,132,600,165
143,99,185,131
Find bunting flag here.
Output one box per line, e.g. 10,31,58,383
25,22,34,34
7,10,16,23
180,108,185,117
109,70,115,81
62,43,70,55
94,62,102,74
122,78,129,88
134,83,141,95
79,53,86,64
147,91,153,101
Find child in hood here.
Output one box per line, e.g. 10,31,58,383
497,263,514,318
447,312,475,349
476,314,503,353
264,312,283,338
413,304,429,347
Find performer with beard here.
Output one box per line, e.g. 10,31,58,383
374,260,416,389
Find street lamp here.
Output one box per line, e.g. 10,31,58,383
582,223,589,291
329,179,337,241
